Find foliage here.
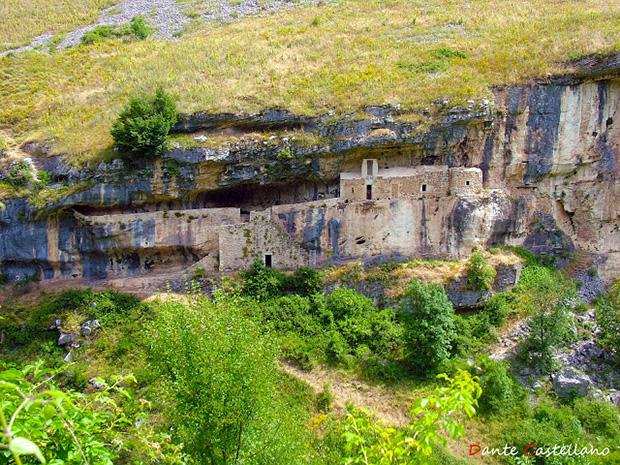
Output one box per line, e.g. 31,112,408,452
496,400,618,465
81,16,150,45
129,16,151,40
341,370,481,465
519,267,576,373
596,297,620,365
484,292,515,326
282,267,323,297
316,384,335,413
466,250,497,291
81,25,118,45
240,259,286,301
111,88,177,157
398,280,455,373
325,288,403,359
0,361,153,465
476,357,523,415
572,398,620,439
148,297,311,465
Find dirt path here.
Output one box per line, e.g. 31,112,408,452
281,361,412,425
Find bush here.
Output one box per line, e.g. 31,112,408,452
316,384,335,412
451,312,492,356
476,357,521,415
281,267,323,296
111,87,177,157
597,299,620,365
483,292,515,326
81,25,117,45
325,288,403,357
241,259,286,301
398,280,455,373
130,16,151,40
466,249,496,291
573,398,620,438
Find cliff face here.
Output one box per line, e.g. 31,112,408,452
0,57,618,284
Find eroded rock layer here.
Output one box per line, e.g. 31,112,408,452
0,57,618,283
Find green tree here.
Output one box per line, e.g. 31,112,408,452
597,299,620,365
465,249,496,291
398,280,456,373
111,87,177,157
520,267,575,373
341,370,481,465
148,297,309,465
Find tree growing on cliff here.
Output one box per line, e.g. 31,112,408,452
398,280,455,373
111,87,177,157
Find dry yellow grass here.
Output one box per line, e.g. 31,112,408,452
0,0,115,52
0,0,618,162
323,249,522,299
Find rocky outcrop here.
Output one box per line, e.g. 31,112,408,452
0,55,618,283
552,368,592,399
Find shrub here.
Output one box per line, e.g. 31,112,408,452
573,398,620,438
451,312,492,356
316,384,335,412
282,267,323,296
398,280,455,373
130,16,151,40
326,288,403,357
476,357,521,415
465,249,496,291
483,292,514,326
0,137,8,154
241,259,285,301
81,25,117,45
597,299,620,365
111,87,177,157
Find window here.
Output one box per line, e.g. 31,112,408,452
264,254,272,268
466,180,470,186
421,184,427,192
366,185,373,200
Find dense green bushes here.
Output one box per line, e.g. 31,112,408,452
111,87,177,157
149,298,312,465
399,279,455,373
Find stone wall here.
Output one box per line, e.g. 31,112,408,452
340,165,482,201
218,210,309,271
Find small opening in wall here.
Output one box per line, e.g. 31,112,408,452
421,184,427,192
466,180,470,186
264,254,272,268
607,117,614,128
351,187,354,194
366,185,373,200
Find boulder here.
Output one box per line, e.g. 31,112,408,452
552,368,592,399
57,332,77,347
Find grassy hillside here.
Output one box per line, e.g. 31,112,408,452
0,0,618,162
0,0,115,52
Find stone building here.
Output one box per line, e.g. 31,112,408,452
31,162,495,278
340,159,483,201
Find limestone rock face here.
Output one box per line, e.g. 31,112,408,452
0,56,618,283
